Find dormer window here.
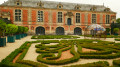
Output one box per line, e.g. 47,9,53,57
90,6,96,11
59,6,61,8
17,3,19,5
75,5,81,10
37,1,44,8
77,7,79,9
57,3,63,9
104,8,110,12
15,0,22,6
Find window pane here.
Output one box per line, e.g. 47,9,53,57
58,12,62,22
15,16,18,21
76,13,80,23
38,11,43,22
15,9,21,21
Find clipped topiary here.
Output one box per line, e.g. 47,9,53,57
0,21,7,38
6,24,18,36
24,27,29,33
0,20,7,46
6,24,18,43
16,26,24,34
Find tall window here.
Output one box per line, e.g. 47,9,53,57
106,15,110,24
38,11,43,22
15,9,21,21
76,13,80,23
92,14,96,23
58,12,62,23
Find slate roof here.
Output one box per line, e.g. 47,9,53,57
0,0,114,12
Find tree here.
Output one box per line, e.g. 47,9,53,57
113,28,119,34
106,28,111,33
116,18,120,23
16,26,24,34
6,24,18,36
24,27,29,33
0,22,7,38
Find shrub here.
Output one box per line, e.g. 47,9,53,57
46,51,62,60
31,35,79,39
106,28,111,33
23,27,29,33
113,59,120,66
6,24,18,36
64,61,109,67
0,22,7,37
37,45,80,65
17,60,48,67
16,26,24,34
115,39,120,41
114,28,119,34
80,52,120,59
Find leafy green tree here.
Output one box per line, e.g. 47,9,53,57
113,28,119,34
116,18,120,23
24,27,29,33
16,26,24,34
106,28,111,33
6,24,18,36
0,21,7,38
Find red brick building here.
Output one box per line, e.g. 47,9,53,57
0,0,116,35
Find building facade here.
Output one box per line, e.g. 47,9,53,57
0,0,116,35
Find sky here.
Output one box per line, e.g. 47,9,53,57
0,0,119,18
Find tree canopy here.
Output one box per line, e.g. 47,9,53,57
6,24,18,36
113,28,119,33
116,18,120,23
0,21,7,37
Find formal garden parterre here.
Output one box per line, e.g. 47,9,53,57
1,38,120,67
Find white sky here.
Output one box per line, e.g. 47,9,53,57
0,0,119,18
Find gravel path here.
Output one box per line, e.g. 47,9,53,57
23,43,40,62
0,36,35,62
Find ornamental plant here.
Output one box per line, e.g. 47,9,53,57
106,28,111,33
16,26,24,34
23,27,29,33
113,28,119,34
6,24,18,36
0,21,7,38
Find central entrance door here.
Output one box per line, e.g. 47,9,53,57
56,27,64,35
36,26,45,35
67,18,72,25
